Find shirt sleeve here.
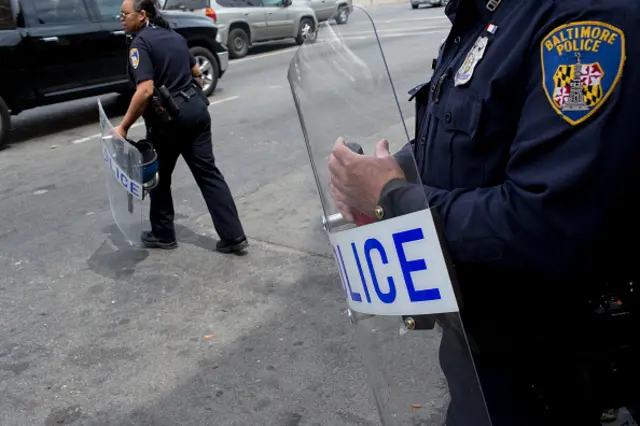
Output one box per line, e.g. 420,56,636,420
129,38,154,84
384,5,640,277
393,141,420,183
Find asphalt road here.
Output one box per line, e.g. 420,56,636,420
0,4,457,426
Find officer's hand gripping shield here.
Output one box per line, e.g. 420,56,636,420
287,7,492,425
98,99,151,246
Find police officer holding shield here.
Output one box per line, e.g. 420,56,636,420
115,0,248,253
328,0,640,424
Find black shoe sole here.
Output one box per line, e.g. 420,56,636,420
216,239,249,253
142,239,178,250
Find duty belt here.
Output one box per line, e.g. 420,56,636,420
171,86,199,106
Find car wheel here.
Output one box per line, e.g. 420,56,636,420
335,6,349,24
0,96,10,150
189,46,219,97
411,3,419,8
228,27,250,59
295,18,316,45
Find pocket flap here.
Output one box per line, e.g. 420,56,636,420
439,89,483,139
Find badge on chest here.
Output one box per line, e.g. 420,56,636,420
454,24,498,87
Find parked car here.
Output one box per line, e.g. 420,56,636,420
0,0,228,149
162,0,318,59
410,0,448,9
294,0,351,25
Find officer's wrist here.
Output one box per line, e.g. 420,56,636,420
375,178,411,220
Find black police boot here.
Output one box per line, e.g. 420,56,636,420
216,236,248,253
141,231,178,250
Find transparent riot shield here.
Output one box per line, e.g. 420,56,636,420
287,7,492,426
98,99,145,246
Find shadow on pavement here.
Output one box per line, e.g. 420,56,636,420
87,224,149,281
75,256,379,426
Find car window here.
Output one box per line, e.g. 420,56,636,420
32,0,91,24
261,0,281,6
95,0,122,21
164,0,208,10
215,0,261,7
0,0,14,29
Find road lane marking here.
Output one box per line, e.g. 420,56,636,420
319,27,449,42
232,47,299,63
72,135,100,144
334,24,450,36
231,20,449,64
210,95,239,105
70,96,239,145
383,16,450,23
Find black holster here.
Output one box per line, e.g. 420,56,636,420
151,85,180,125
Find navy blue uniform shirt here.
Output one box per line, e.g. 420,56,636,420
384,0,640,325
128,23,195,93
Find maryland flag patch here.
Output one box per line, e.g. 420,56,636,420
541,21,626,126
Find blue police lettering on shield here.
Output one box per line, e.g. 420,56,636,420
329,210,459,316
364,238,396,304
102,142,143,200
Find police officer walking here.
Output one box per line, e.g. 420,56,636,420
328,0,640,424
114,0,248,253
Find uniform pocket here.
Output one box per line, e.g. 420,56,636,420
438,88,483,139
436,88,486,189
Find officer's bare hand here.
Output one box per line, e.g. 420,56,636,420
328,138,405,219
113,125,128,139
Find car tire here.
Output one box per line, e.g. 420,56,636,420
189,46,220,97
0,96,10,150
335,6,349,24
295,17,316,45
411,3,419,8
228,27,250,59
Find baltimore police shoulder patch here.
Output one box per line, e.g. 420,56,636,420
541,21,626,126
129,48,140,69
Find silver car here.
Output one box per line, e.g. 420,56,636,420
294,0,352,25
410,0,448,9
162,0,318,59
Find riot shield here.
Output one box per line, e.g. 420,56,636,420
287,6,492,425
98,99,145,246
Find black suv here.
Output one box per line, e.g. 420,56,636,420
0,0,228,148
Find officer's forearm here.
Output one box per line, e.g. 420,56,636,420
121,82,153,131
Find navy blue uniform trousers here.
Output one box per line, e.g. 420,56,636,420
440,324,606,426
146,93,244,242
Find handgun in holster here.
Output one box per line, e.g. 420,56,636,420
151,85,180,124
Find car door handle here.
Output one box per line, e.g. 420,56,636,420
111,30,125,35
41,36,58,42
